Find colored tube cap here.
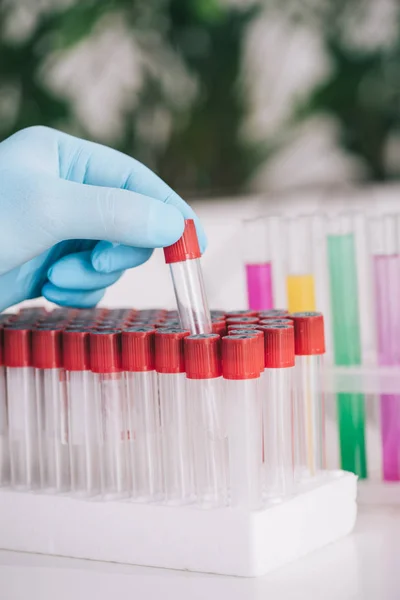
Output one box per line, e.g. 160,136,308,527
258,309,289,319
211,320,227,336
226,316,259,325
90,330,121,373
63,329,91,371
121,326,156,372
184,334,221,379
155,328,190,373
222,334,261,380
32,327,63,369
4,325,32,367
291,312,326,355
264,325,295,368
163,219,201,264
226,310,258,318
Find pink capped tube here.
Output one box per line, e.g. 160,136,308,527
0,327,9,486
4,325,40,490
164,219,212,334
184,334,228,507
291,312,326,479
64,328,101,497
263,325,295,500
155,328,192,504
122,326,162,502
33,326,70,492
222,334,263,509
90,330,129,500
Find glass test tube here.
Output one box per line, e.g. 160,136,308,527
263,325,295,500
33,327,70,492
286,216,316,313
155,328,192,504
291,313,326,479
90,330,129,500
64,328,101,497
4,325,40,490
222,334,263,509
370,215,400,480
122,326,163,502
0,327,9,486
185,334,228,508
242,218,274,311
164,219,212,334
327,214,367,478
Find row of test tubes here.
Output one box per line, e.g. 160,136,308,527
0,307,327,509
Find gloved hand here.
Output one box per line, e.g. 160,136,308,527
0,126,206,312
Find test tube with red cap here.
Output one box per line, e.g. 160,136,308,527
122,326,162,502
90,330,129,499
64,328,101,497
155,328,192,504
4,324,40,489
0,326,9,486
222,334,263,509
291,312,326,478
263,324,295,500
184,334,228,507
258,310,289,320
163,219,212,335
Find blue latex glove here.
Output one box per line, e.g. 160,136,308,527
0,126,206,311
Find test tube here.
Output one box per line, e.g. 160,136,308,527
291,312,326,479
122,326,163,502
164,219,212,334
4,325,40,490
222,334,263,509
155,328,192,504
243,218,274,311
258,310,289,320
33,326,70,492
263,325,295,500
327,214,367,478
370,215,400,480
64,328,101,497
0,326,9,486
286,216,317,313
184,334,228,507
90,330,129,500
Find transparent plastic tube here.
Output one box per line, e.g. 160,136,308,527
286,216,316,313
243,218,274,311
126,370,162,501
36,368,69,492
370,215,400,480
327,215,367,478
7,367,40,489
164,219,212,334
0,365,9,486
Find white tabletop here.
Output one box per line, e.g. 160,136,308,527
1,507,399,600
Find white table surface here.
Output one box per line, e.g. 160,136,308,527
1,507,399,600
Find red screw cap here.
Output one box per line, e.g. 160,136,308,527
212,320,227,336
163,219,201,264
226,316,259,325
227,323,261,331
264,325,295,368
228,330,264,372
258,310,289,319
155,328,190,373
90,330,121,373
226,310,258,318
184,334,221,379
32,327,63,369
222,334,261,380
4,325,32,367
63,329,91,371
121,327,156,372
291,312,325,356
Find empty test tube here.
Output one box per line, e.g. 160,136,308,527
122,326,162,502
155,328,192,504
243,218,274,311
263,325,295,500
0,326,9,486
291,312,326,479
286,216,317,313
164,219,212,334
370,215,400,480
222,334,263,509
5,325,40,490
184,334,228,507
33,326,70,492
90,330,129,499
64,328,101,497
